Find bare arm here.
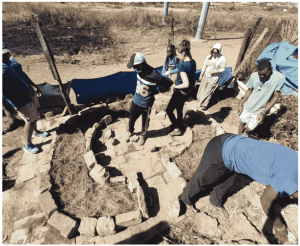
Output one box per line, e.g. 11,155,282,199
260,185,287,243
257,91,281,124
174,72,189,89
237,88,253,114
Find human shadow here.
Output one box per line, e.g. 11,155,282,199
208,86,237,109
184,110,212,128
210,107,232,124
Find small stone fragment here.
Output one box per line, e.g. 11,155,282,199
137,186,149,219
48,211,79,239
115,211,142,229
168,199,180,218
84,150,97,170
19,164,35,182
96,216,116,237
126,172,138,180
149,145,157,152
110,176,126,184
78,217,97,237
216,126,226,136
195,212,219,237
85,128,97,139
166,162,182,179
89,165,106,182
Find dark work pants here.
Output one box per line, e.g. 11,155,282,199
166,90,189,131
128,102,151,135
179,133,238,207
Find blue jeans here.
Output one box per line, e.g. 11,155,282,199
179,133,238,207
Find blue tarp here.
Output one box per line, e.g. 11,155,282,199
71,66,233,104
256,41,298,96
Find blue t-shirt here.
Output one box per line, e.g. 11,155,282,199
222,135,298,197
3,57,35,108
244,70,285,114
176,59,196,95
161,56,180,78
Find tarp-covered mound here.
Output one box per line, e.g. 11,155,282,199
71,66,233,104
256,41,298,96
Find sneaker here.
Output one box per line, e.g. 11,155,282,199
32,130,49,138
124,132,133,142
138,135,146,146
169,128,182,136
23,143,39,154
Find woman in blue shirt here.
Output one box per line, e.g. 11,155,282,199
166,40,196,136
161,44,180,82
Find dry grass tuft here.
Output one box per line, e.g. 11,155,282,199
50,129,138,219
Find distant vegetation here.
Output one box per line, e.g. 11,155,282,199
2,2,298,33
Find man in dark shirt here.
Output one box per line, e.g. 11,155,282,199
125,52,173,146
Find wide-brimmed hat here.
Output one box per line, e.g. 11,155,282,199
127,52,146,68
2,43,11,54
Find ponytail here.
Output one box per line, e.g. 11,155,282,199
177,39,192,60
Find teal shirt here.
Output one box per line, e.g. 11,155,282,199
244,70,285,114
222,135,298,197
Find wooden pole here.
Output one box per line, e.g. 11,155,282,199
162,2,169,25
247,17,262,50
34,23,73,116
233,28,269,77
234,28,251,72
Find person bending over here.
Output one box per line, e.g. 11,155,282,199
178,133,297,244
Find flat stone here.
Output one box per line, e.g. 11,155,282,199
110,155,127,166
176,177,187,191
96,216,116,237
137,186,149,219
39,164,51,174
19,164,35,182
102,227,133,244
20,151,35,165
48,211,79,239
216,126,226,136
220,212,262,241
110,176,126,184
78,217,97,237
59,115,71,124
94,236,105,244
282,205,298,241
194,212,219,237
150,109,157,117
166,162,182,179
75,236,95,245
38,191,57,218
115,210,142,230
93,122,99,129
14,212,46,230
125,171,138,180
168,199,180,218
84,150,97,170
89,165,106,183
38,173,52,194
10,229,29,244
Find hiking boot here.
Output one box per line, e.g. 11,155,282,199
138,135,146,146
169,128,183,136
124,132,133,142
32,130,49,138
23,143,39,154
